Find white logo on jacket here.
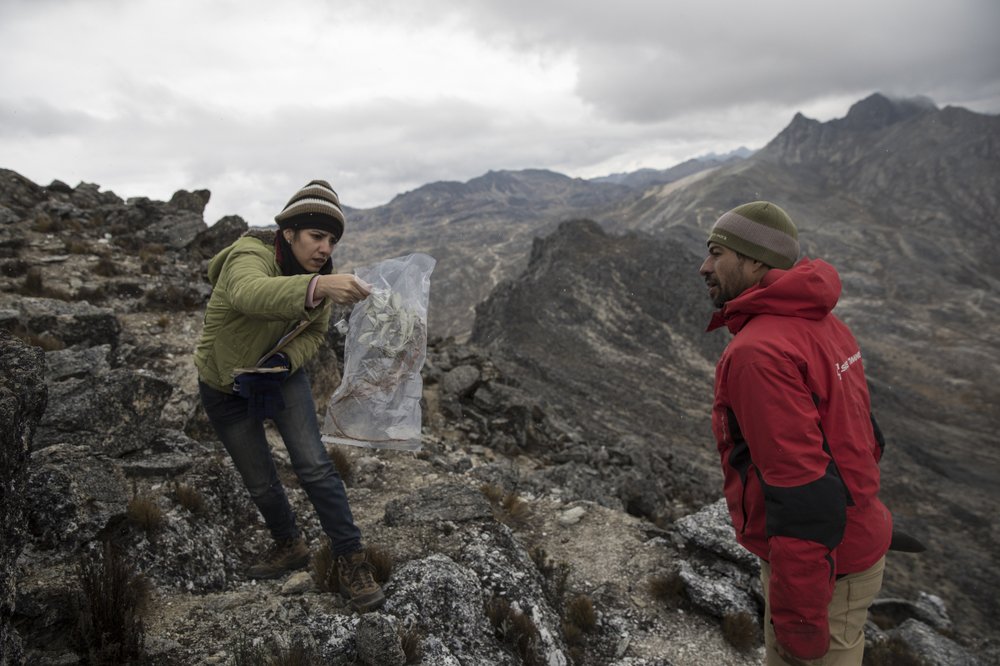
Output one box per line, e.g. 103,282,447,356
835,350,862,381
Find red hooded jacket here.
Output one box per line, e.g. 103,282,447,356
707,258,892,659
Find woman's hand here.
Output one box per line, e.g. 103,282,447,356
315,274,371,305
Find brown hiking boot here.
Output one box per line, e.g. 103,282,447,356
337,550,385,612
247,536,310,579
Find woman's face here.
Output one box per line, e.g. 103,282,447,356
284,228,336,272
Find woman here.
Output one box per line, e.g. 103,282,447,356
194,179,384,612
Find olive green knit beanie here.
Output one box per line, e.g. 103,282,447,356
707,201,799,269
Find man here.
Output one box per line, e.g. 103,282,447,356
699,201,891,665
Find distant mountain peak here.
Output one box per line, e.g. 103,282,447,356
840,92,938,131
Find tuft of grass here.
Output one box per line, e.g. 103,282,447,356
486,596,543,666
481,483,504,505
366,545,393,584
480,483,532,528
530,546,571,612
311,541,338,593
65,239,91,254
721,611,758,651
565,594,597,633
173,482,205,515
73,542,148,664
139,243,165,275
399,625,423,664
326,446,354,485
138,243,165,260
93,256,121,277
562,620,584,647
649,571,687,607
863,636,925,666
16,329,66,351
126,494,164,534
20,268,71,300
32,214,58,232
270,640,320,666
229,632,321,666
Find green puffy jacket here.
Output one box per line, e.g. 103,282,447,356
194,229,332,391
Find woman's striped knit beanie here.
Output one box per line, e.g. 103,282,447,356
274,179,346,241
707,201,799,269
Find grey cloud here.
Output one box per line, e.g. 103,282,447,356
406,0,1000,122
0,98,99,137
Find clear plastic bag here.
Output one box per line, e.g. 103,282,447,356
321,253,436,450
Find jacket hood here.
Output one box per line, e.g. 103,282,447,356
707,258,842,334
206,228,276,286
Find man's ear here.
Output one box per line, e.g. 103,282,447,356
750,258,770,280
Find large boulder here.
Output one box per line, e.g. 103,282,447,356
3,297,120,350
35,368,173,455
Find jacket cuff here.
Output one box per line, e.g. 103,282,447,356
305,275,324,308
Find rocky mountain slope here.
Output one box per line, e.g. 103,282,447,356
343,169,637,339
1,90,996,665
0,172,809,665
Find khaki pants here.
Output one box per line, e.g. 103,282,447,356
760,556,885,666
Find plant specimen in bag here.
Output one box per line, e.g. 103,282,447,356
342,287,426,397
357,288,422,358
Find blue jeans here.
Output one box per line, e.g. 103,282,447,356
199,370,362,555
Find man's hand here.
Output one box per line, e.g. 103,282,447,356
315,274,371,305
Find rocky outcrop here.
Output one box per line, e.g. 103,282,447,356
0,331,47,665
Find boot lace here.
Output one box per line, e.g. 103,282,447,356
346,555,377,590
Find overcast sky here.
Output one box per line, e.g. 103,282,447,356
2,0,998,226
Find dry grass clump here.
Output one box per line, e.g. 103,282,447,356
229,632,321,666
480,483,532,528
486,596,543,666
32,213,59,232
864,636,925,665
565,594,597,633
14,326,65,351
721,611,759,651
530,546,570,611
326,445,354,485
126,494,164,534
562,593,598,662
139,243,165,274
311,541,338,593
398,625,423,664
73,542,149,664
65,239,91,254
649,570,687,607
862,637,926,666
20,267,71,300
173,482,205,515
93,256,121,277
